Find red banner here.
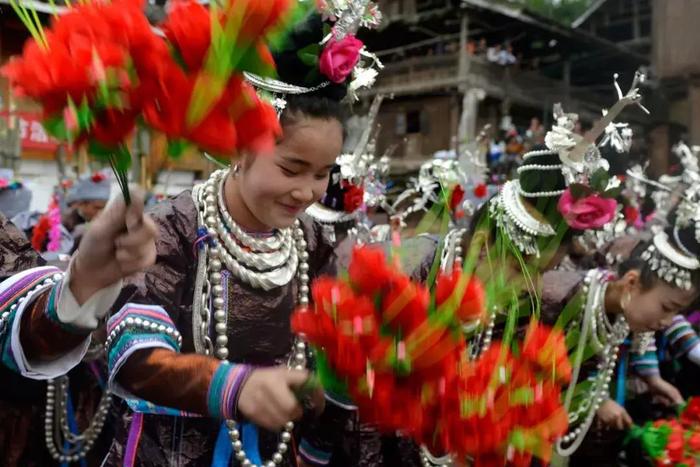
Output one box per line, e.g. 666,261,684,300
0,111,60,152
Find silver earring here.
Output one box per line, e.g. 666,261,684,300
231,164,240,177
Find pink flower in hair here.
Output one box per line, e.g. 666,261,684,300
557,188,617,230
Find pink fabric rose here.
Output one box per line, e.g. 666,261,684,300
319,35,363,84
557,189,617,230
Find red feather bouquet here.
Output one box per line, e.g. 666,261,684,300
628,398,700,467
292,246,571,464
2,0,288,201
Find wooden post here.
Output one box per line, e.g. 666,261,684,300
648,124,670,177
458,12,469,80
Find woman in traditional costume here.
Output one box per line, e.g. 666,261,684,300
101,10,386,466
0,190,157,466
542,213,700,466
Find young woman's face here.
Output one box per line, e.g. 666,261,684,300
621,270,698,332
236,116,342,230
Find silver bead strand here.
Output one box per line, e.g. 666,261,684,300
197,170,311,467
45,375,112,463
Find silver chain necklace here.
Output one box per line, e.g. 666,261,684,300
556,269,629,457
193,170,310,467
45,375,112,463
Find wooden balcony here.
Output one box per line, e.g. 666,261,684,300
364,53,632,123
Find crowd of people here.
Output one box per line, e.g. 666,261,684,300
0,1,698,467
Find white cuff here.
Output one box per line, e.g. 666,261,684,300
688,345,700,366
10,282,90,380
57,259,123,331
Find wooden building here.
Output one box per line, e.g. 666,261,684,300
358,0,651,168
574,0,700,175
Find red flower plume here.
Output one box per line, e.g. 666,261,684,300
623,205,639,225
521,321,572,385
381,274,429,336
91,172,106,183
435,269,486,323
348,246,393,295
162,0,211,71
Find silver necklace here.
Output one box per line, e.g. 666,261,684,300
193,170,310,467
45,375,112,463
556,269,629,457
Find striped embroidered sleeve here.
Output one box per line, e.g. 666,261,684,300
106,303,183,400
664,315,700,359
1,266,94,379
630,342,660,377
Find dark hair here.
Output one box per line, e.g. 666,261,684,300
517,146,566,228
273,12,348,131
619,241,664,290
316,164,350,210
280,94,347,129
273,12,348,102
600,144,630,177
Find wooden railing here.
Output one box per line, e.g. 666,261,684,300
366,53,633,122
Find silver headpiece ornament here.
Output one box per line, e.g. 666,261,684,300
641,231,700,291
245,0,383,109
526,72,648,191
489,180,556,258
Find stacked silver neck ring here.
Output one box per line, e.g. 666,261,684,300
193,170,310,467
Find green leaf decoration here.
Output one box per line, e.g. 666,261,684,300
113,144,132,173
569,183,593,200
297,43,321,67
42,116,68,141
314,350,350,398
602,186,623,199
238,46,276,77
590,168,610,193
87,140,116,161
167,139,191,159
76,98,94,132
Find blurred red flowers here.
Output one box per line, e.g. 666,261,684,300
292,246,570,464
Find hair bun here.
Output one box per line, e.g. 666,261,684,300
273,12,348,102
667,220,700,258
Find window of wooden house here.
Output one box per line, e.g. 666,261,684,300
406,110,422,134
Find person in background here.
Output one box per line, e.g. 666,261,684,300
63,172,112,252
0,176,32,221
0,188,158,467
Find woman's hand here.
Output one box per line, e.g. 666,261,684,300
70,188,157,305
596,399,633,431
237,367,308,431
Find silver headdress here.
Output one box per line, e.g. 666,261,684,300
495,73,647,258
389,155,462,227
641,231,700,291
630,158,700,290
523,72,647,194
389,126,490,229
244,0,383,112
672,142,700,197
